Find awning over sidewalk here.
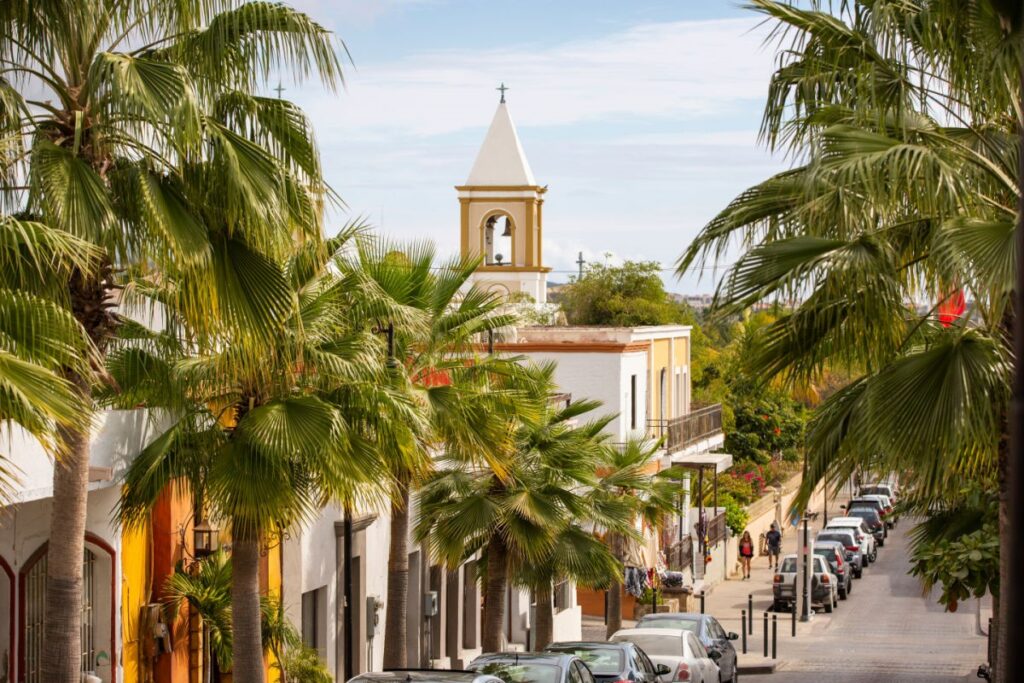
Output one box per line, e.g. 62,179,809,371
669,451,733,474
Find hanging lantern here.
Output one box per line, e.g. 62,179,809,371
194,521,219,558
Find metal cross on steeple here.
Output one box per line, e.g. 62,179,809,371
274,81,285,99
496,82,508,103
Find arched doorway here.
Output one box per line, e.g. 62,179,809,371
483,214,513,266
0,555,13,683
19,534,116,683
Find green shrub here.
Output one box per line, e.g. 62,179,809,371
281,647,332,683
721,493,749,536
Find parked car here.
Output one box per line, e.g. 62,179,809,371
845,505,887,546
470,653,596,683
544,641,670,683
349,672,505,683
859,482,897,504
813,540,853,599
826,517,877,563
772,554,838,613
851,494,895,528
816,529,864,578
610,629,721,683
633,613,739,683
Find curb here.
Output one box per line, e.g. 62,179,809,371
738,662,780,675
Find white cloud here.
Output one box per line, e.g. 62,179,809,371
291,17,773,138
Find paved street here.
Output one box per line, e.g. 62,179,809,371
708,513,990,682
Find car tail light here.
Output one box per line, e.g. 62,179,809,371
821,574,830,584
846,545,859,552
773,574,783,583
675,662,691,681
835,554,843,567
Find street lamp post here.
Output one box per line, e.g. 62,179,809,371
800,515,810,622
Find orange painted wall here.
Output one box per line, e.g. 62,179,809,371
151,486,194,683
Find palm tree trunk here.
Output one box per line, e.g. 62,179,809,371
606,532,624,639
996,426,1009,683
42,417,90,683
232,527,266,683
481,534,509,653
533,581,554,650
384,477,411,668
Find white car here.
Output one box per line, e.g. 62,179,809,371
611,628,720,683
826,517,877,564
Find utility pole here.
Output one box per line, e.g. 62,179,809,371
576,251,585,279
800,448,811,622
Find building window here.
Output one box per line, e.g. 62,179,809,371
553,577,572,613
630,374,638,430
659,368,667,421
24,549,95,682
301,586,327,659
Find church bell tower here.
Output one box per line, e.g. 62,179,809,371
457,86,549,303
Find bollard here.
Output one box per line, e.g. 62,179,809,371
652,588,657,614
741,610,747,654
791,601,796,637
700,591,706,614
748,594,753,634
763,612,768,657
772,614,778,659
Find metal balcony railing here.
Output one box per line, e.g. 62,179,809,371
648,403,723,454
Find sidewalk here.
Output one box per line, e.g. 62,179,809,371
695,503,839,673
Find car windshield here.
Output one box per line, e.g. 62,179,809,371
545,648,623,675
813,548,835,562
614,634,683,657
817,533,852,545
637,616,701,633
780,557,797,572
473,663,562,683
848,509,878,521
861,486,890,496
831,525,862,539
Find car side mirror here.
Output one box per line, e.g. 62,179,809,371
727,632,739,641
839,504,846,510
655,664,671,676
708,650,722,661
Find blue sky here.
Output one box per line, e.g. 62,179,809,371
284,1,786,293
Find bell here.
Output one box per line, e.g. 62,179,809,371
501,220,512,237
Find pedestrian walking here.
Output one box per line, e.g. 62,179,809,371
739,530,755,579
766,522,782,570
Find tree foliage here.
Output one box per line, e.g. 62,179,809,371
559,261,689,326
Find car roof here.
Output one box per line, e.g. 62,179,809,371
829,517,866,525
352,672,502,683
547,641,632,651
473,653,573,665
638,612,706,622
612,628,688,639
817,529,855,540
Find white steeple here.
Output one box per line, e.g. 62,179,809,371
465,102,536,187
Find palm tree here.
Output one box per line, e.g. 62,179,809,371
0,216,97,500
416,364,608,653
0,2,344,678
677,1,1018,677
164,551,234,681
114,233,418,681
342,238,522,668
598,439,677,638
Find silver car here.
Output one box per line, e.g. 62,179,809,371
772,553,839,613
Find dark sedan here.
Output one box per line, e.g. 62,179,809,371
633,612,739,683
470,653,596,683
545,641,671,683
846,506,887,546
348,672,504,683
